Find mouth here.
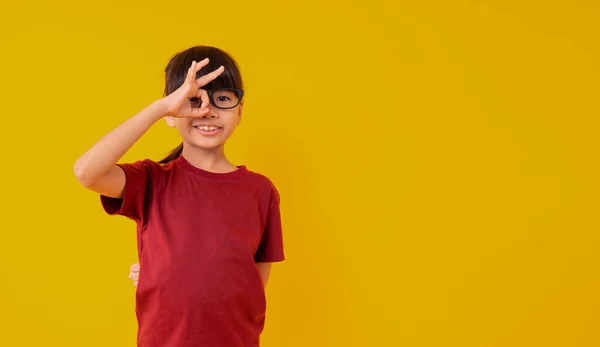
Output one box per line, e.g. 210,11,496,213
193,125,222,135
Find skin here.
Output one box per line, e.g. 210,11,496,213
74,58,273,290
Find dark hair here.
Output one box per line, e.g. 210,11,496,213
158,45,244,164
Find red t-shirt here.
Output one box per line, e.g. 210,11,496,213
100,155,285,347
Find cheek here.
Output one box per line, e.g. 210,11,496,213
224,120,240,135
175,119,193,130
174,121,194,138
225,110,242,127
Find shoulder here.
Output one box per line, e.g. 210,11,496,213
244,169,278,189
117,158,173,178
243,168,281,204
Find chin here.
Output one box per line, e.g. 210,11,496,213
186,139,225,151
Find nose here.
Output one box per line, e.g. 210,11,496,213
201,108,218,119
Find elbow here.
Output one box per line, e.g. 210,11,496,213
73,159,94,188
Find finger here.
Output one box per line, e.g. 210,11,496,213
195,65,225,87
196,89,210,110
185,61,197,83
129,272,139,280
188,58,209,82
190,106,211,118
134,281,138,287
130,263,140,272
195,57,210,70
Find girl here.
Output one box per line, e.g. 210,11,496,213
74,46,285,347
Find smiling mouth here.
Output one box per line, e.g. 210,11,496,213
193,125,221,131
193,125,222,135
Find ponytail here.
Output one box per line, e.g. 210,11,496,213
158,143,183,164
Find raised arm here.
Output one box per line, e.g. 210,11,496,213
73,59,223,198
73,100,166,198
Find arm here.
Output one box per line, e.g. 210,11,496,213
256,262,272,287
253,186,284,286
73,100,166,198
73,59,223,198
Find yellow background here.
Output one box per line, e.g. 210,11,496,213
1,0,599,346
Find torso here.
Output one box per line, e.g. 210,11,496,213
131,156,278,347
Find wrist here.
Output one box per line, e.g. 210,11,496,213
146,98,170,122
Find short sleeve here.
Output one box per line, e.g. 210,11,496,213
100,160,155,224
254,186,285,263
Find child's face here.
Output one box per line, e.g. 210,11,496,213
167,93,242,151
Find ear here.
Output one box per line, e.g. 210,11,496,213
237,103,243,124
164,116,176,127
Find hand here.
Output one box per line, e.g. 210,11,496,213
162,58,225,118
129,263,140,286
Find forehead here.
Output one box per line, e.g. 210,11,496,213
197,71,236,91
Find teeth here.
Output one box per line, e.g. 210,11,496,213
196,126,219,131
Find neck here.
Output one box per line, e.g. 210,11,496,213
180,143,237,173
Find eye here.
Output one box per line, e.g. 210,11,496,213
188,97,202,107
212,89,240,108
